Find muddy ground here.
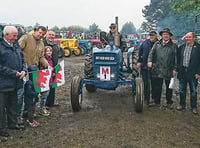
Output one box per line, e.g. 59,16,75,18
1,55,200,148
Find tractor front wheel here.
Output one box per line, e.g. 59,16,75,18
64,47,72,57
71,76,82,112
73,48,81,56
133,77,144,113
79,46,86,55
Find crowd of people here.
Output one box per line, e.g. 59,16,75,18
0,23,124,138
0,23,200,138
0,26,60,137
137,28,200,115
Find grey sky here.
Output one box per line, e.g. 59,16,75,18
1,0,150,31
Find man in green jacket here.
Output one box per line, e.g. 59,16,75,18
148,28,178,108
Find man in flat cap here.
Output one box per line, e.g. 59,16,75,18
137,31,158,105
106,23,126,51
147,28,178,108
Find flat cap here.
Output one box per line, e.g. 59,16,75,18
149,31,157,36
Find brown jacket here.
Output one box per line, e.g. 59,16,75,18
18,34,49,67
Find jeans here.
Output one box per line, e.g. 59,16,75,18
27,104,35,122
46,88,56,106
179,77,198,109
17,87,28,117
40,90,50,108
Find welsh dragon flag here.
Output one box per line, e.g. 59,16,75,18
32,69,52,93
52,60,65,88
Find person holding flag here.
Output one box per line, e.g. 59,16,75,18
18,26,50,120
39,46,54,116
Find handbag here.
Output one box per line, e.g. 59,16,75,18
169,76,178,90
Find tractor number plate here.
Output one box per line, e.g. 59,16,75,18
100,66,110,81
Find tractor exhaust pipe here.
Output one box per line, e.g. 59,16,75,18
114,16,120,47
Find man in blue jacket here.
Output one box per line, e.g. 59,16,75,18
137,31,158,105
0,26,26,137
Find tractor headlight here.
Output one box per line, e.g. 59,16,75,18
88,42,92,49
111,74,115,78
97,73,100,78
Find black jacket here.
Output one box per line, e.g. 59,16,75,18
43,38,59,67
177,42,200,79
0,40,26,92
106,31,127,51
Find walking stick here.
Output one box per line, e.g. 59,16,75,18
147,68,151,105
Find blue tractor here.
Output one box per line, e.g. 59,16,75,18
71,17,144,113
78,39,92,55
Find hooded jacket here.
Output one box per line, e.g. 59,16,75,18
24,65,39,105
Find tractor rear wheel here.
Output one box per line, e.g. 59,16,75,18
84,53,96,92
73,48,81,56
84,54,94,78
133,77,144,113
64,47,72,57
71,76,82,112
132,51,139,78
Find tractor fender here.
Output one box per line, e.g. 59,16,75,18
127,47,136,68
127,47,135,58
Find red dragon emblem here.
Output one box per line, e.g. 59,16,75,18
35,70,50,88
54,67,63,84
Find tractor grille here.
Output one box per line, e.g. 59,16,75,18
93,53,120,81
